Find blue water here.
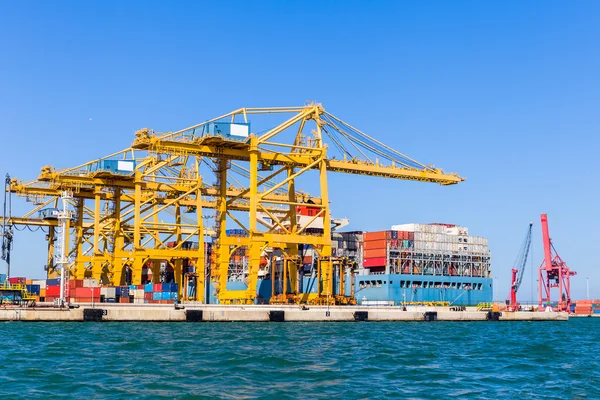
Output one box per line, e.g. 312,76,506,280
1,319,598,399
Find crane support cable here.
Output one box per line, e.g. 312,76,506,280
321,114,418,169
323,111,434,171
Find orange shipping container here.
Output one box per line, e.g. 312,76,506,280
364,231,388,241
364,239,387,250
576,300,598,305
364,248,387,258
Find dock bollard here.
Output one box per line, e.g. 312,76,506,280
269,310,285,322
83,309,104,322
354,311,368,321
424,311,437,321
186,310,203,322
486,311,501,321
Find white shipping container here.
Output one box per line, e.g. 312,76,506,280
391,223,416,232
433,225,445,234
446,227,459,235
33,279,47,289
83,278,99,288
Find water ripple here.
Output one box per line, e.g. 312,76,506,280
0,319,598,398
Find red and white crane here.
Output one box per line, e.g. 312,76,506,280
538,214,576,312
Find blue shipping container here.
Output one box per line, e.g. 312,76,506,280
129,285,136,291
121,287,130,296
144,283,153,293
152,292,161,301
170,292,178,301
160,292,171,301
26,284,41,295
115,287,122,296
47,278,60,286
162,283,177,292
0,274,5,283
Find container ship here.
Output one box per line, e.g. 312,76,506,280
199,213,492,306
0,208,492,307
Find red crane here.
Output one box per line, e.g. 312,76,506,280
507,222,533,312
538,214,576,312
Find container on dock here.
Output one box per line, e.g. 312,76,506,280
33,279,46,289
26,284,41,295
83,278,99,287
46,285,60,297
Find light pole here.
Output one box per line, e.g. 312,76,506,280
587,277,590,300
493,277,498,303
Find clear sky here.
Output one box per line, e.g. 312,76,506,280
1,1,599,301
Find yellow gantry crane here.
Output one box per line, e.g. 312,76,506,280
2,103,463,305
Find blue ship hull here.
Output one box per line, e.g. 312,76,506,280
355,274,493,306
207,274,492,306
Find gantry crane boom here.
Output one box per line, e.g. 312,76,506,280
508,222,533,310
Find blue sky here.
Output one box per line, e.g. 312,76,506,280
1,1,598,301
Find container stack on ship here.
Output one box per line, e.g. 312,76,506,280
354,223,492,306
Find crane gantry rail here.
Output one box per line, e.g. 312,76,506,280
2,103,464,305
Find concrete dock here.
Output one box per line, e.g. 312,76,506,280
0,303,569,322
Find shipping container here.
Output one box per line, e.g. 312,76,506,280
83,278,99,288
363,257,387,268
46,285,61,297
26,284,41,295
364,231,388,241
364,248,387,258
363,239,387,250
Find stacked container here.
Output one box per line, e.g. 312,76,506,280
574,300,600,315
143,283,178,304
363,231,397,268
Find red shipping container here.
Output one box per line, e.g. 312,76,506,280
69,279,84,289
144,292,153,300
8,277,26,285
119,297,130,303
137,285,144,289
408,232,414,240
74,287,100,298
72,297,94,303
364,239,387,250
363,257,387,267
46,285,61,297
302,256,313,264
45,296,56,302
153,284,162,292
364,248,387,258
